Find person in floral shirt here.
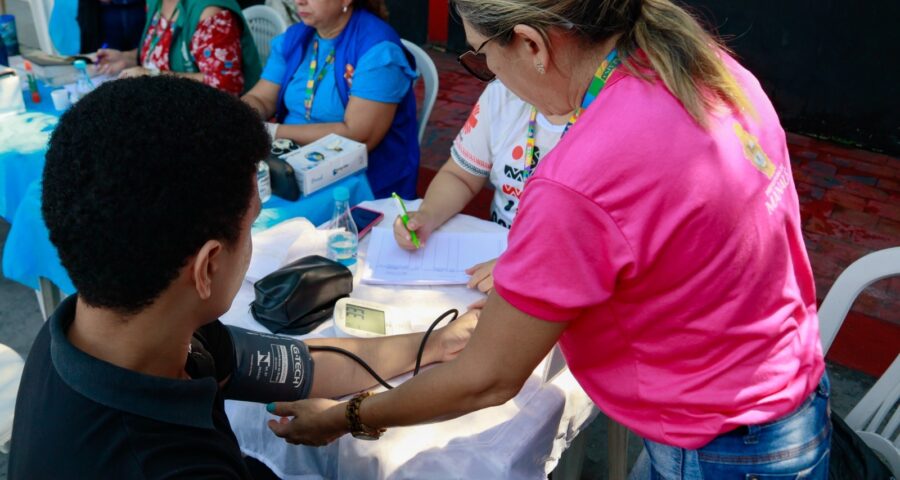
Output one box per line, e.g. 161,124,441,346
94,0,261,95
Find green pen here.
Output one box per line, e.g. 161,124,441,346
392,192,421,249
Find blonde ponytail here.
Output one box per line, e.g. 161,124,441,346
453,0,753,127
619,0,752,125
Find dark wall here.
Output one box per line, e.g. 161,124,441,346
446,1,900,155
685,1,899,155
385,0,428,45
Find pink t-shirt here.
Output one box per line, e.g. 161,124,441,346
492,55,825,449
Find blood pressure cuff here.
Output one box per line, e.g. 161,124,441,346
250,255,353,335
189,321,314,403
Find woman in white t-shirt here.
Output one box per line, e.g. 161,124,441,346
393,81,570,292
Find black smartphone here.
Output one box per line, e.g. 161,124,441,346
350,206,384,239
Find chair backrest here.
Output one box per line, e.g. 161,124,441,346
243,5,287,66
401,39,438,145
265,0,299,25
0,344,24,454
845,354,900,476
817,246,900,477
818,247,900,353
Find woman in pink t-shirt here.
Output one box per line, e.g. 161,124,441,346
266,1,830,477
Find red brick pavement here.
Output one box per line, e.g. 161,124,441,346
414,47,899,375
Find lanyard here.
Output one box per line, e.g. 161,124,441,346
524,49,620,175
304,39,336,120
143,3,180,66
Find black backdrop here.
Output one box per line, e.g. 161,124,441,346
443,1,900,155
385,0,428,45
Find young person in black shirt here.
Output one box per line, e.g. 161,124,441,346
8,76,478,479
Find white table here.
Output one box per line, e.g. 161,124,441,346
221,199,597,480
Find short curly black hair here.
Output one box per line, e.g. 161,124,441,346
42,76,269,314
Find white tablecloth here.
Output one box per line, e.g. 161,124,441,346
221,199,597,479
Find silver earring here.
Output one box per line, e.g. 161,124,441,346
342,5,348,12
536,62,545,74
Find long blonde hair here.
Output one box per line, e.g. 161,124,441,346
452,0,752,126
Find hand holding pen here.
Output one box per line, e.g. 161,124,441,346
392,193,436,251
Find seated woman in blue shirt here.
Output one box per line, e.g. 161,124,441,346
242,0,419,199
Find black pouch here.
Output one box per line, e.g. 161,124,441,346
250,255,352,335
265,139,301,201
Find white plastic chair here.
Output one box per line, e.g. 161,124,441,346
845,355,900,476
817,246,900,476
243,5,287,66
29,0,58,54
0,344,25,454
265,0,299,25
400,39,438,145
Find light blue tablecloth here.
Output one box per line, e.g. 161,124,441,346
2,173,374,293
0,82,60,221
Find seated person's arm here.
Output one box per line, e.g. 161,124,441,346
242,79,280,120
273,97,398,151
303,310,477,399
119,7,238,88
95,48,139,75
201,312,478,401
274,41,415,151
394,159,487,250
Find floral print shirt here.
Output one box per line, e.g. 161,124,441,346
139,9,244,95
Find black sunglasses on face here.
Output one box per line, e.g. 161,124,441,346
457,33,505,82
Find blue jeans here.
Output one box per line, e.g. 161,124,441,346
630,374,831,480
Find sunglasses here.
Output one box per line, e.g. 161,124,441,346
457,32,506,82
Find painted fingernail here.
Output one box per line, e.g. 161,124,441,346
266,403,275,413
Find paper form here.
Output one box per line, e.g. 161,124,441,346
360,228,507,285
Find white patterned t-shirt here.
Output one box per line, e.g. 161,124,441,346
450,81,565,228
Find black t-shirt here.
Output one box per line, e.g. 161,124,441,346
8,296,253,479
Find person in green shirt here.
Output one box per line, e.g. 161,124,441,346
94,0,260,94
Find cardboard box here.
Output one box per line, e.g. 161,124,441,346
282,134,367,196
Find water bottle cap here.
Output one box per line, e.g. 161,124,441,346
333,187,349,202
73,59,87,69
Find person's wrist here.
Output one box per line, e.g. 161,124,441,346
345,393,385,440
413,208,436,231
422,329,444,364
330,402,351,434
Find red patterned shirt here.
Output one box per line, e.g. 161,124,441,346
139,9,244,95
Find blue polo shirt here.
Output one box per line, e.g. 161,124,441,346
261,34,416,125
8,296,252,479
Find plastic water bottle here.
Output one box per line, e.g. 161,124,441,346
257,161,272,203
70,59,94,103
327,187,358,273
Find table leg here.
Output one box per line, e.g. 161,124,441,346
37,277,63,321
608,419,629,480
552,430,587,480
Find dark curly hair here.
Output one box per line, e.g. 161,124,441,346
42,76,270,314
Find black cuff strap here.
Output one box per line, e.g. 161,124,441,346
223,326,315,403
